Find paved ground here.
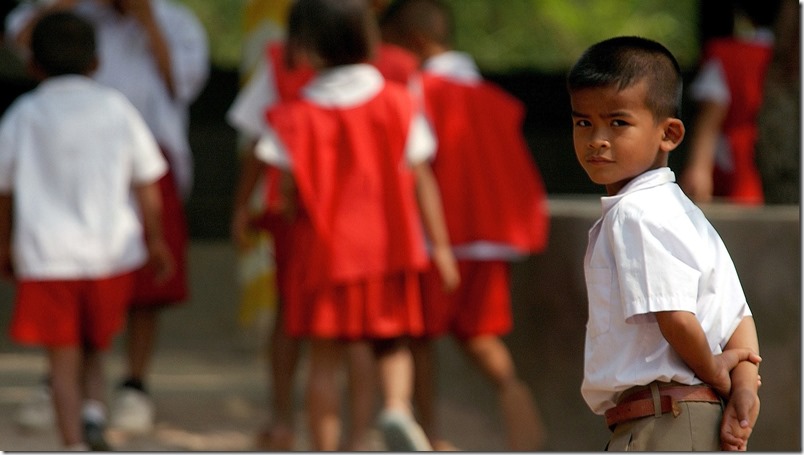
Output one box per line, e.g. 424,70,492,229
0,242,507,452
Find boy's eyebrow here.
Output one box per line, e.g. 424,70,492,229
570,109,635,118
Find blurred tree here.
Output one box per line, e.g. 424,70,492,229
443,0,699,72
176,0,699,72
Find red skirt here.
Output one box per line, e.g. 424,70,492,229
130,166,188,307
419,260,512,339
283,270,425,341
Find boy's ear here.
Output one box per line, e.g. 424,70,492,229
660,118,685,152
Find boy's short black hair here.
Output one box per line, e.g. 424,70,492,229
380,0,453,48
567,36,683,120
286,0,377,68
31,11,96,77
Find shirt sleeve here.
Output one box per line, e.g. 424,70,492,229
689,59,731,105
254,124,292,170
404,111,437,165
610,209,702,323
226,58,279,140
157,2,210,104
0,104,22,193
123,100,168,184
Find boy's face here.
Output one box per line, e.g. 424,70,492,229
570,80,682,196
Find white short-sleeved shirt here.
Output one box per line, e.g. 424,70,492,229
255,64,435,169
6,0,209,199
0,75,168,279
226,54,280,140
581,168,751,414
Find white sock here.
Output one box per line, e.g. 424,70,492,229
81,399,107,424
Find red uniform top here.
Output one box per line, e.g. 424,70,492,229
262,42,316,214
704,38,773,204
265,82,428,290
420,74,549,254
374,43,420,85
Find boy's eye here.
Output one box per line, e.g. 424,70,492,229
611,119,629,127
574,119,590,127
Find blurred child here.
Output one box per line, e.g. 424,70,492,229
231,37,379,451
249,0,459,450
228,2,421,449
567,36,760,450
5,0,209,434
680,0,780,205
381,0,549,450
0,11,172,450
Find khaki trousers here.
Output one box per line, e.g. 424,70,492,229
606,398,723,451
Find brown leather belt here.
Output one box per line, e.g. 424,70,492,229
604,383,721,430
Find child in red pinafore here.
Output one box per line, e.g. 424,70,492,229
680,0,779,205
229,20,423,450
381,0,550,450
250,0,459,450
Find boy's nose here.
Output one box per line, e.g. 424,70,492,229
588,135,610,150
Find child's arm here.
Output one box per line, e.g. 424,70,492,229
231,148,265,250
134,181,174,283
411,162,459,292
655,310,760,398
720,316,761,451
0,193,13,279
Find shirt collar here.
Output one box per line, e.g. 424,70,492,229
422,51,481,83
38,74,94,91
599,167,676,215
302,63,384,107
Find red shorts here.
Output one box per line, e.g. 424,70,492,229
131,167,188,307
419,260,512,339
10,272,135,349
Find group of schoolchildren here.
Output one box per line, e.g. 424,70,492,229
0,0,761,452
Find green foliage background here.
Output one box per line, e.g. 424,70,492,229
177,0,700,72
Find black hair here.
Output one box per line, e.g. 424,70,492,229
31,11,96,77
567,36,683,119
380,0,453,48
736,0,781,28
286,0,378,69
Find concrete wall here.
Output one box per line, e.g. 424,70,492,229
491,197,800,451
0,197,797,451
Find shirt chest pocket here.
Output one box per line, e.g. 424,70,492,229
585,267,613,339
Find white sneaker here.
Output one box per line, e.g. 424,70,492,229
109,388,155,434
14,385,55,431
377,409,432,452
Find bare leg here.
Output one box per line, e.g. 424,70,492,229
410,337,439,444
460,335,546,451
256,301,300,450
306,339,345,451
124,306,159,384
48,346,83,447
374,339,414,413
81,348,106,406
343,340,377,451
374,338,432,451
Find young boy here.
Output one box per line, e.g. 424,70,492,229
0,11,172,451
567,36,761,451
380,0,549,450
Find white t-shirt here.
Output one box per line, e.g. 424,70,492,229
581,167,751,414
0,75,168,279
6,0,209,199
255,64,435,169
